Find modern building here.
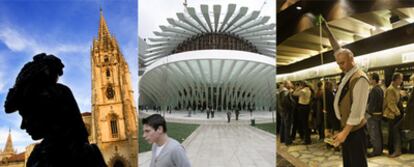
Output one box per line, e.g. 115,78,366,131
139,4,276,111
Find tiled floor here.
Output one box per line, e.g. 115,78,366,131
277,134,414,167
139,124,276,167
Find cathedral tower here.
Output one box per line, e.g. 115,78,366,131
90,10,138,167
0,129,16,160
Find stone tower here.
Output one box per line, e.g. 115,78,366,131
90,10,138,167
0,129,16,161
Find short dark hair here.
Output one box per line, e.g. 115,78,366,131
370,73,380,83
317,81,323,88
142,114,167,133
392,72,403,81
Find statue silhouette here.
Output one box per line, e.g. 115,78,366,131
4,53,107,167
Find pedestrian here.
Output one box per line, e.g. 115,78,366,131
366,73,384,157
227,111,231,123
383,72,404,157
143,114,191,167
323,81,340,138
315,81,325,141
278,80,296,145
235,108,240,121
401,74,414,153
293,81,313,145
323,20,369,167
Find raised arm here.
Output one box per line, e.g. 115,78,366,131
321,20,341,52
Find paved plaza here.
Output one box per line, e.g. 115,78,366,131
277,134,414,167
140,110,275,124
138,112,276,167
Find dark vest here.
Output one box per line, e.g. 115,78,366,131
338,69,368,132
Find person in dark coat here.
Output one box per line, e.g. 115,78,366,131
366,73,384,157
400,74,414,153
4,53,106,167
315,81,325,140
278,80,296,145
402,76,414,130
207,107,211,119
227,111,231,123
324,81,340,135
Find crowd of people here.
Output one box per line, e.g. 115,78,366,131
277,72,414,159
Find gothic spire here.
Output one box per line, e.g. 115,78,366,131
3,129,15,154
98,9,111,40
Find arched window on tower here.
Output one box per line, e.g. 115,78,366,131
106,68,111,77
110,115,119,138
106,84,115,99
104,55,109,63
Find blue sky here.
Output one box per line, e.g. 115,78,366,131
0,0,137,152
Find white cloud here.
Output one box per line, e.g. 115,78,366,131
0,27,30,52
0,23,92,110
0,23,90,56
46,43,90,56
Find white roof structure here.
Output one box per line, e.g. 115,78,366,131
139,4,275,111
140,50,275,110
141,4,276,67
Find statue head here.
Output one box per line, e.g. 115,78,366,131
4,53,65,140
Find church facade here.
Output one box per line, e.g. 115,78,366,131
83,10,138,167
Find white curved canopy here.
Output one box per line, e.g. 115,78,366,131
139,50,276,110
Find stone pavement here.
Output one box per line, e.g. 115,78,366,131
277,134,414,167
140,110,275,124
277,154,294,167
139,124,276,167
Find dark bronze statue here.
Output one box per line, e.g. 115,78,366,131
4,53,107,167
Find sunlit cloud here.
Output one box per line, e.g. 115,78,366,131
0,23,90,56
0,27,30,52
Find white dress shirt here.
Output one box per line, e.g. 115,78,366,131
333,66,369,125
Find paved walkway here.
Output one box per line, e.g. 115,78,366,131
140,110,275,124
139,124,276,167
277,134,414,167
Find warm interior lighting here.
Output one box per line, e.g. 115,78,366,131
277,43,414,82
402,52,414,63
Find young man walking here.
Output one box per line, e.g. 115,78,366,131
143,114,192,167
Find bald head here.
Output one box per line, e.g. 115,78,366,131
334,48,355,72
283,80,293,89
